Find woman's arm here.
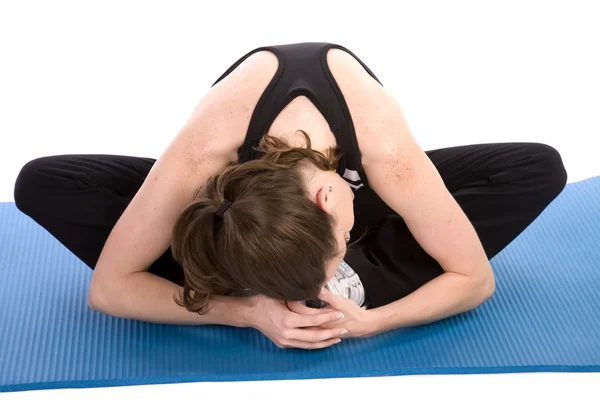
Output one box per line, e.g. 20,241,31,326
89,274,253,326
87,130,250,326
87,52,275,325
325,48,495,332
360,87,495,332
88,95,247,324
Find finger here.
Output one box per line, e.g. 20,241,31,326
318,320,343,329
318,287,347,309
287,301,333,315
284,326,348,343
283,337,342,350
284,308,344,328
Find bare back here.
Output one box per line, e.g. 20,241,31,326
263,49,387,162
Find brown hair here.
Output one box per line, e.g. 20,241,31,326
171,132,341,314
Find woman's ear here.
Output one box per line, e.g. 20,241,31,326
314,185,333,212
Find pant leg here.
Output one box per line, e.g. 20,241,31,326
13,154,184,284
347,142,567,308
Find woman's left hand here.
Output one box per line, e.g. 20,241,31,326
287,288,377,339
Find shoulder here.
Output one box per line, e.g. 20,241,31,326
181,50,280,163
326,48,378,98
199,50,278,127
210,50,279,109
325,49,412,164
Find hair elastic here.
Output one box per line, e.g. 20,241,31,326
215,199,233,218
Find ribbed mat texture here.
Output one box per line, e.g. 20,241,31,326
1,177,599,392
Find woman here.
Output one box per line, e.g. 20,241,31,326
14,42,567,349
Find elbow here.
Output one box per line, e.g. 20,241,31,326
87,274,116,314
477,269,496,304
87,281,107,313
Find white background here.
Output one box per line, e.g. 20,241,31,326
1,0,599,398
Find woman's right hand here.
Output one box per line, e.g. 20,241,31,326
246,294,347,349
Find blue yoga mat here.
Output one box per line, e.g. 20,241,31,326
1,177,600,392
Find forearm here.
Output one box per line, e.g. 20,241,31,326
369,271,495,335
88,271,252,327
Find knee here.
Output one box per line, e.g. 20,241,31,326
526,143,568,198
14,156,56,214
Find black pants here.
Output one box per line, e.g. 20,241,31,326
14,143,567,308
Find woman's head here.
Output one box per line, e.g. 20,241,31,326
171,131,355,314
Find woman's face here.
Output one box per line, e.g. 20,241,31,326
323,173,355,282
304,166,356,285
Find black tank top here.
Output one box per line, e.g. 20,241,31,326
212,42,383,192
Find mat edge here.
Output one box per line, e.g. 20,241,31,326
2,366,600,393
